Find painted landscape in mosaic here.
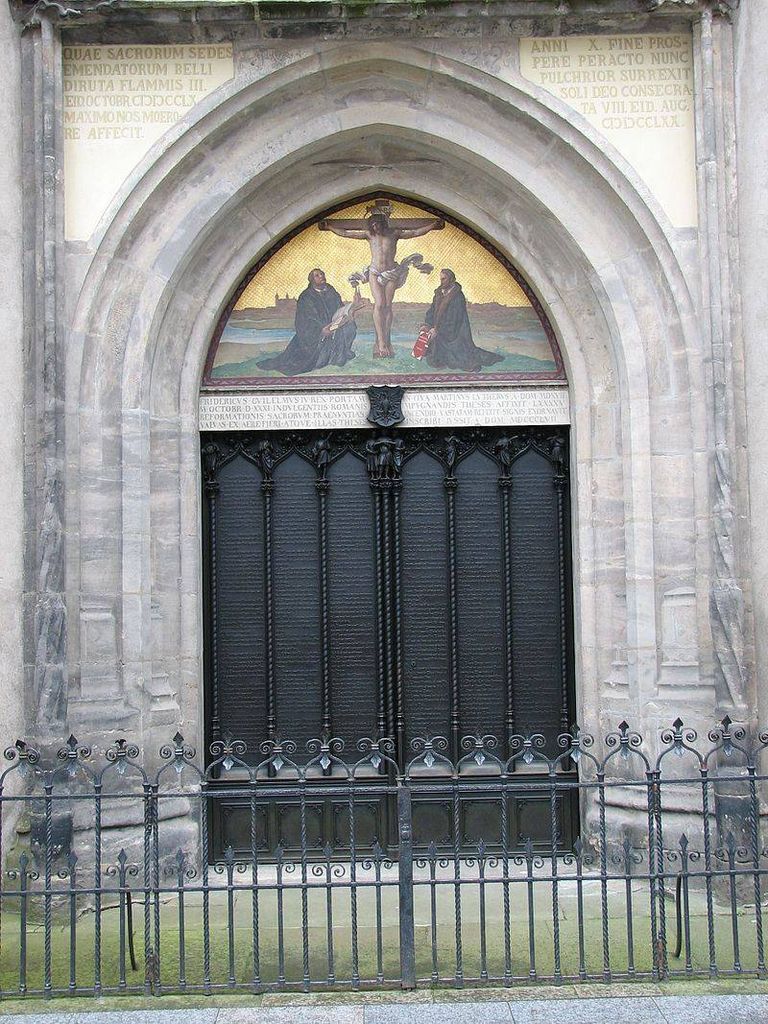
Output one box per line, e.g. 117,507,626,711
205,199,563,386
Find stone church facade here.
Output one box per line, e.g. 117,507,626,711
0,0,766,784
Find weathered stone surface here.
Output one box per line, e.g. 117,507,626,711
1,0,761,839
736,0,768,726
0,0,25,847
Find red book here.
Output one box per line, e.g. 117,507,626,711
412,326,432,360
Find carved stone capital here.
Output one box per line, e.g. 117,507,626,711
644,0,739,18
16,0,117,30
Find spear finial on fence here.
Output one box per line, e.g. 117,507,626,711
159,732,196,773
57,734,91,775
105,737,140,774
3,739,41,777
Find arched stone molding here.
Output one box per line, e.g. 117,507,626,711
58,44,719,756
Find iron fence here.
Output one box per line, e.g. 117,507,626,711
1,717,768,999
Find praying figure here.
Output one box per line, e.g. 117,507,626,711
257,269,359,376
421,269,503,373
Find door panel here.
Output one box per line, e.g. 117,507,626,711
201,426,576,855
400,449,451,749
208,449,266,755
510,446,568,745
327,451,379,746
272,453,322,749
455,448,507,746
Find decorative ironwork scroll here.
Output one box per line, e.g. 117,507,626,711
1,715,767,997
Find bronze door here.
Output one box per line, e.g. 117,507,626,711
201,426,576,856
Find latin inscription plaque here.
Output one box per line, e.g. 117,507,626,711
199,387,570,431
63,44,234,240
520,33,696,228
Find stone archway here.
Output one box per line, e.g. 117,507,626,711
59,44,716,759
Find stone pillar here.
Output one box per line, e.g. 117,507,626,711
20,12,67,742
0,1,26,844
736,1,768,726
694,6,750,716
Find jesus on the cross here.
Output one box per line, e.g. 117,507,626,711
319,200,445,358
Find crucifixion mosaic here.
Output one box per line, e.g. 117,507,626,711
203,196,564,388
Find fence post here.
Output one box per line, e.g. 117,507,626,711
398,780,416,989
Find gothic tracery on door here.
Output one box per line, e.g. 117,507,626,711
201,425,576,855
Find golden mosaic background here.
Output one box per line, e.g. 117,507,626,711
236,200,532,309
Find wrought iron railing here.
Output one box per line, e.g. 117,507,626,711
0,717,767,999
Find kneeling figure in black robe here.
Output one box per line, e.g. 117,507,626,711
258,269,357,376
424,269,503,372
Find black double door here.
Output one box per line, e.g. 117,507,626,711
201,425,576,856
